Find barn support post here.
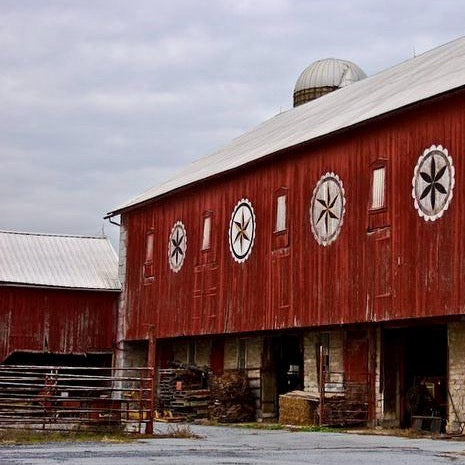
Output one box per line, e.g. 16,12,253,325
318,345,325,426
146,326,156,435
368,327,377,426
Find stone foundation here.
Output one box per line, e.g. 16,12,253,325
448,322,465,433
303,329,344,396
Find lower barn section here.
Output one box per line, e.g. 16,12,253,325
118,320,465,432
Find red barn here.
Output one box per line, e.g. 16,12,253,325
107,37,465,431
0,231,120,367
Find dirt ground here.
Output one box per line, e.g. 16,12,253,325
1,424,465,464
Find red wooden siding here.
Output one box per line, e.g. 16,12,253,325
121,89,465,341
0,286,117,362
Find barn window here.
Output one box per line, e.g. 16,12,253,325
187,341,196,365
143,230,155,280
201,213,212,250
237,339,247,371
272,187,289,249
275,195,287,232
316,333,330,387
368,160,388,230
371,166,386,210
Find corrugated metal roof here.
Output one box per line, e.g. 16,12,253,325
0,230,120,290
294,58,366,92
109,36,465,216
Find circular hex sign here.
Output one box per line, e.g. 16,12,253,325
168,221,187,272
412,144,455,221
229,198,256,263
310,172,346,246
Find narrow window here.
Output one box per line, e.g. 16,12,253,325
187,341,196,365
275,195,287,232
316,333,330,387
201,215,212,250
143,230,155,279
237,339,247,371
371,166,386,210
272,187,289,249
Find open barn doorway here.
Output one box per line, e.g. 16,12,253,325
382,325,447,429
261,334,304,417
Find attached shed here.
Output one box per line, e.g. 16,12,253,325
0,230,120,366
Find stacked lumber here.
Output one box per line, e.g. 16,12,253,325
157,365,210,421
279,390,319,425
209,371,256,423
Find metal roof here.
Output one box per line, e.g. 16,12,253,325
109,36,465,216
0,230,120,290
294,58,366,92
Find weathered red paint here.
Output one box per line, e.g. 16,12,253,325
0,286,118,362
120,89,465,341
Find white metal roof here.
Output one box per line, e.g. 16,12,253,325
109,36,465,215
294,58,366,92
0,230,120,290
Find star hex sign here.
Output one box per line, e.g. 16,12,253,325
233,209,251,253
229,198,256,263
168,221,187,272
310,173,345,247
412,145,455,222
171,228,184,264
315,183,340,235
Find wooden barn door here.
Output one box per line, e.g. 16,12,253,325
209,339,224,375
366,159,392,321
345,330,369,383
367,228,392,320
344,329,376,423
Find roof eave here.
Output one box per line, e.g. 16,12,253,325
106,83,465,218
0,281,121,292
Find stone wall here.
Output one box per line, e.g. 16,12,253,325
114,221,128,373
223,336,263,416
195,339,211,366
173,340,189,363
303,330,344,396
448,322,465,433
374,327,384,423
303,332,319,394
224,337,238,369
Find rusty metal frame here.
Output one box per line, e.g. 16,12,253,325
0,365,154,433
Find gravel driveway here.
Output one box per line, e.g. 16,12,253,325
2,424,465,464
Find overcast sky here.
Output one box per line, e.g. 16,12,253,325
1,1,464,248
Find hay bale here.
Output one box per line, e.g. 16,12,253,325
279,391,319,426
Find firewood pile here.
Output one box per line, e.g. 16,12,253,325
208,370,256,423
157,363,210,421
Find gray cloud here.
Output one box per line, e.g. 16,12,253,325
0,0,464,246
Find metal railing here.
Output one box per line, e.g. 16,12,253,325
0,365,154,433
319,369,370,426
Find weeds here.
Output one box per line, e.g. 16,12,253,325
235,422,338,433
155,424,203,439
0,429,134,445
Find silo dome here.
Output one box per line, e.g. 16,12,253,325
293,58,366,107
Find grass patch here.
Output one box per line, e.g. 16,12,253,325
0,429,135,445
0,424,203,445
154,424,203,439
233,422,339,433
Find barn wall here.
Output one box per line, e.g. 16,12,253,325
121,89,465,340
0,286,118,362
